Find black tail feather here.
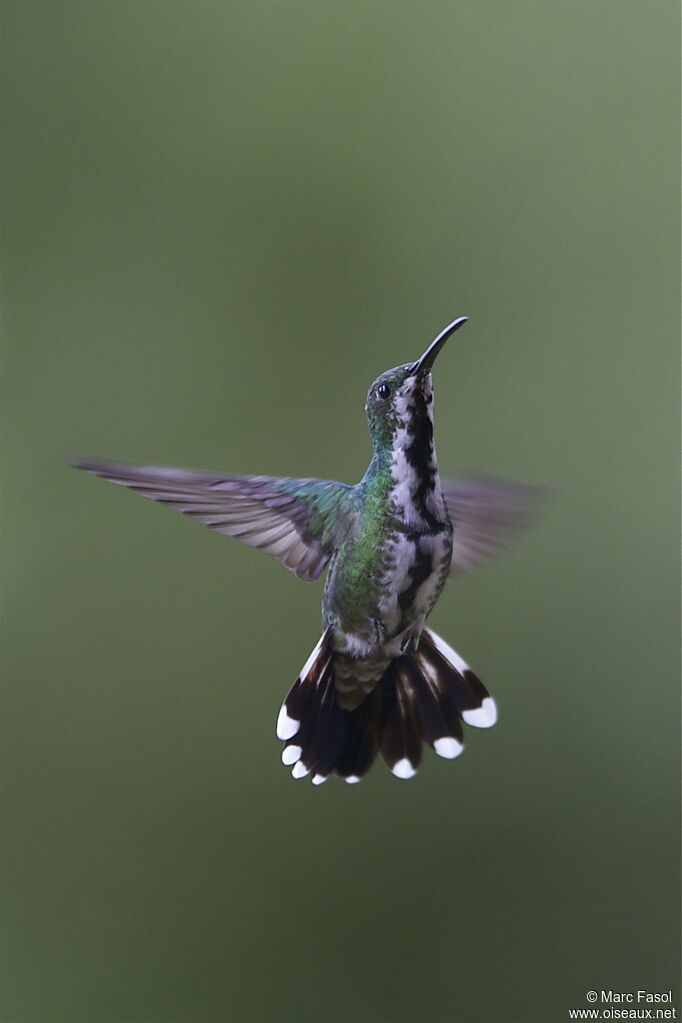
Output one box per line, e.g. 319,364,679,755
404,657,464,753
277,626,497,784
335,690,380,781
379,662,423,779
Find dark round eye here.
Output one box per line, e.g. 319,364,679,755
377,383,391,400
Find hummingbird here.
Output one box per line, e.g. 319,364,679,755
70,317,539,785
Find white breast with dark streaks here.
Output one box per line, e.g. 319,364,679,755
388,426,447,526
378,528,452,639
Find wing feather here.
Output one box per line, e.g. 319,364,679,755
441,476,546,576
69,458,353,581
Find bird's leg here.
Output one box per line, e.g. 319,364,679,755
399,627,423,654
369,617,386,645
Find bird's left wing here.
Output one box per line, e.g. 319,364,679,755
441,475,546,577
69,458,353,581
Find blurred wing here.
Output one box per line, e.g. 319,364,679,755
69,458,353,581
441,476,546,577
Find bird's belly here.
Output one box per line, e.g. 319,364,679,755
377,529,452,638
326,528,452,710
326,529,451,641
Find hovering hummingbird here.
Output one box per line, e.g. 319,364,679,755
70,317,540,785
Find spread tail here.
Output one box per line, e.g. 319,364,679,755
276,626,497,784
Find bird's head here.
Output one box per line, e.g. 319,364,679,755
365,317,467,452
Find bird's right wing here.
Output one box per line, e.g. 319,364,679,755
69,458,354,581
441,476,546,577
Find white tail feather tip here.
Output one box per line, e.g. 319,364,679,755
312,774,327,786
391,758,417,780
281,744,302,766
291,761,309,779
276,706,300,741
434,736,464,759
462,697,498,728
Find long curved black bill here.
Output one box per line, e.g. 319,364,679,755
412,316,468,376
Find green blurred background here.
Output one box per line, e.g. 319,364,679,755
2,3,679,1021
